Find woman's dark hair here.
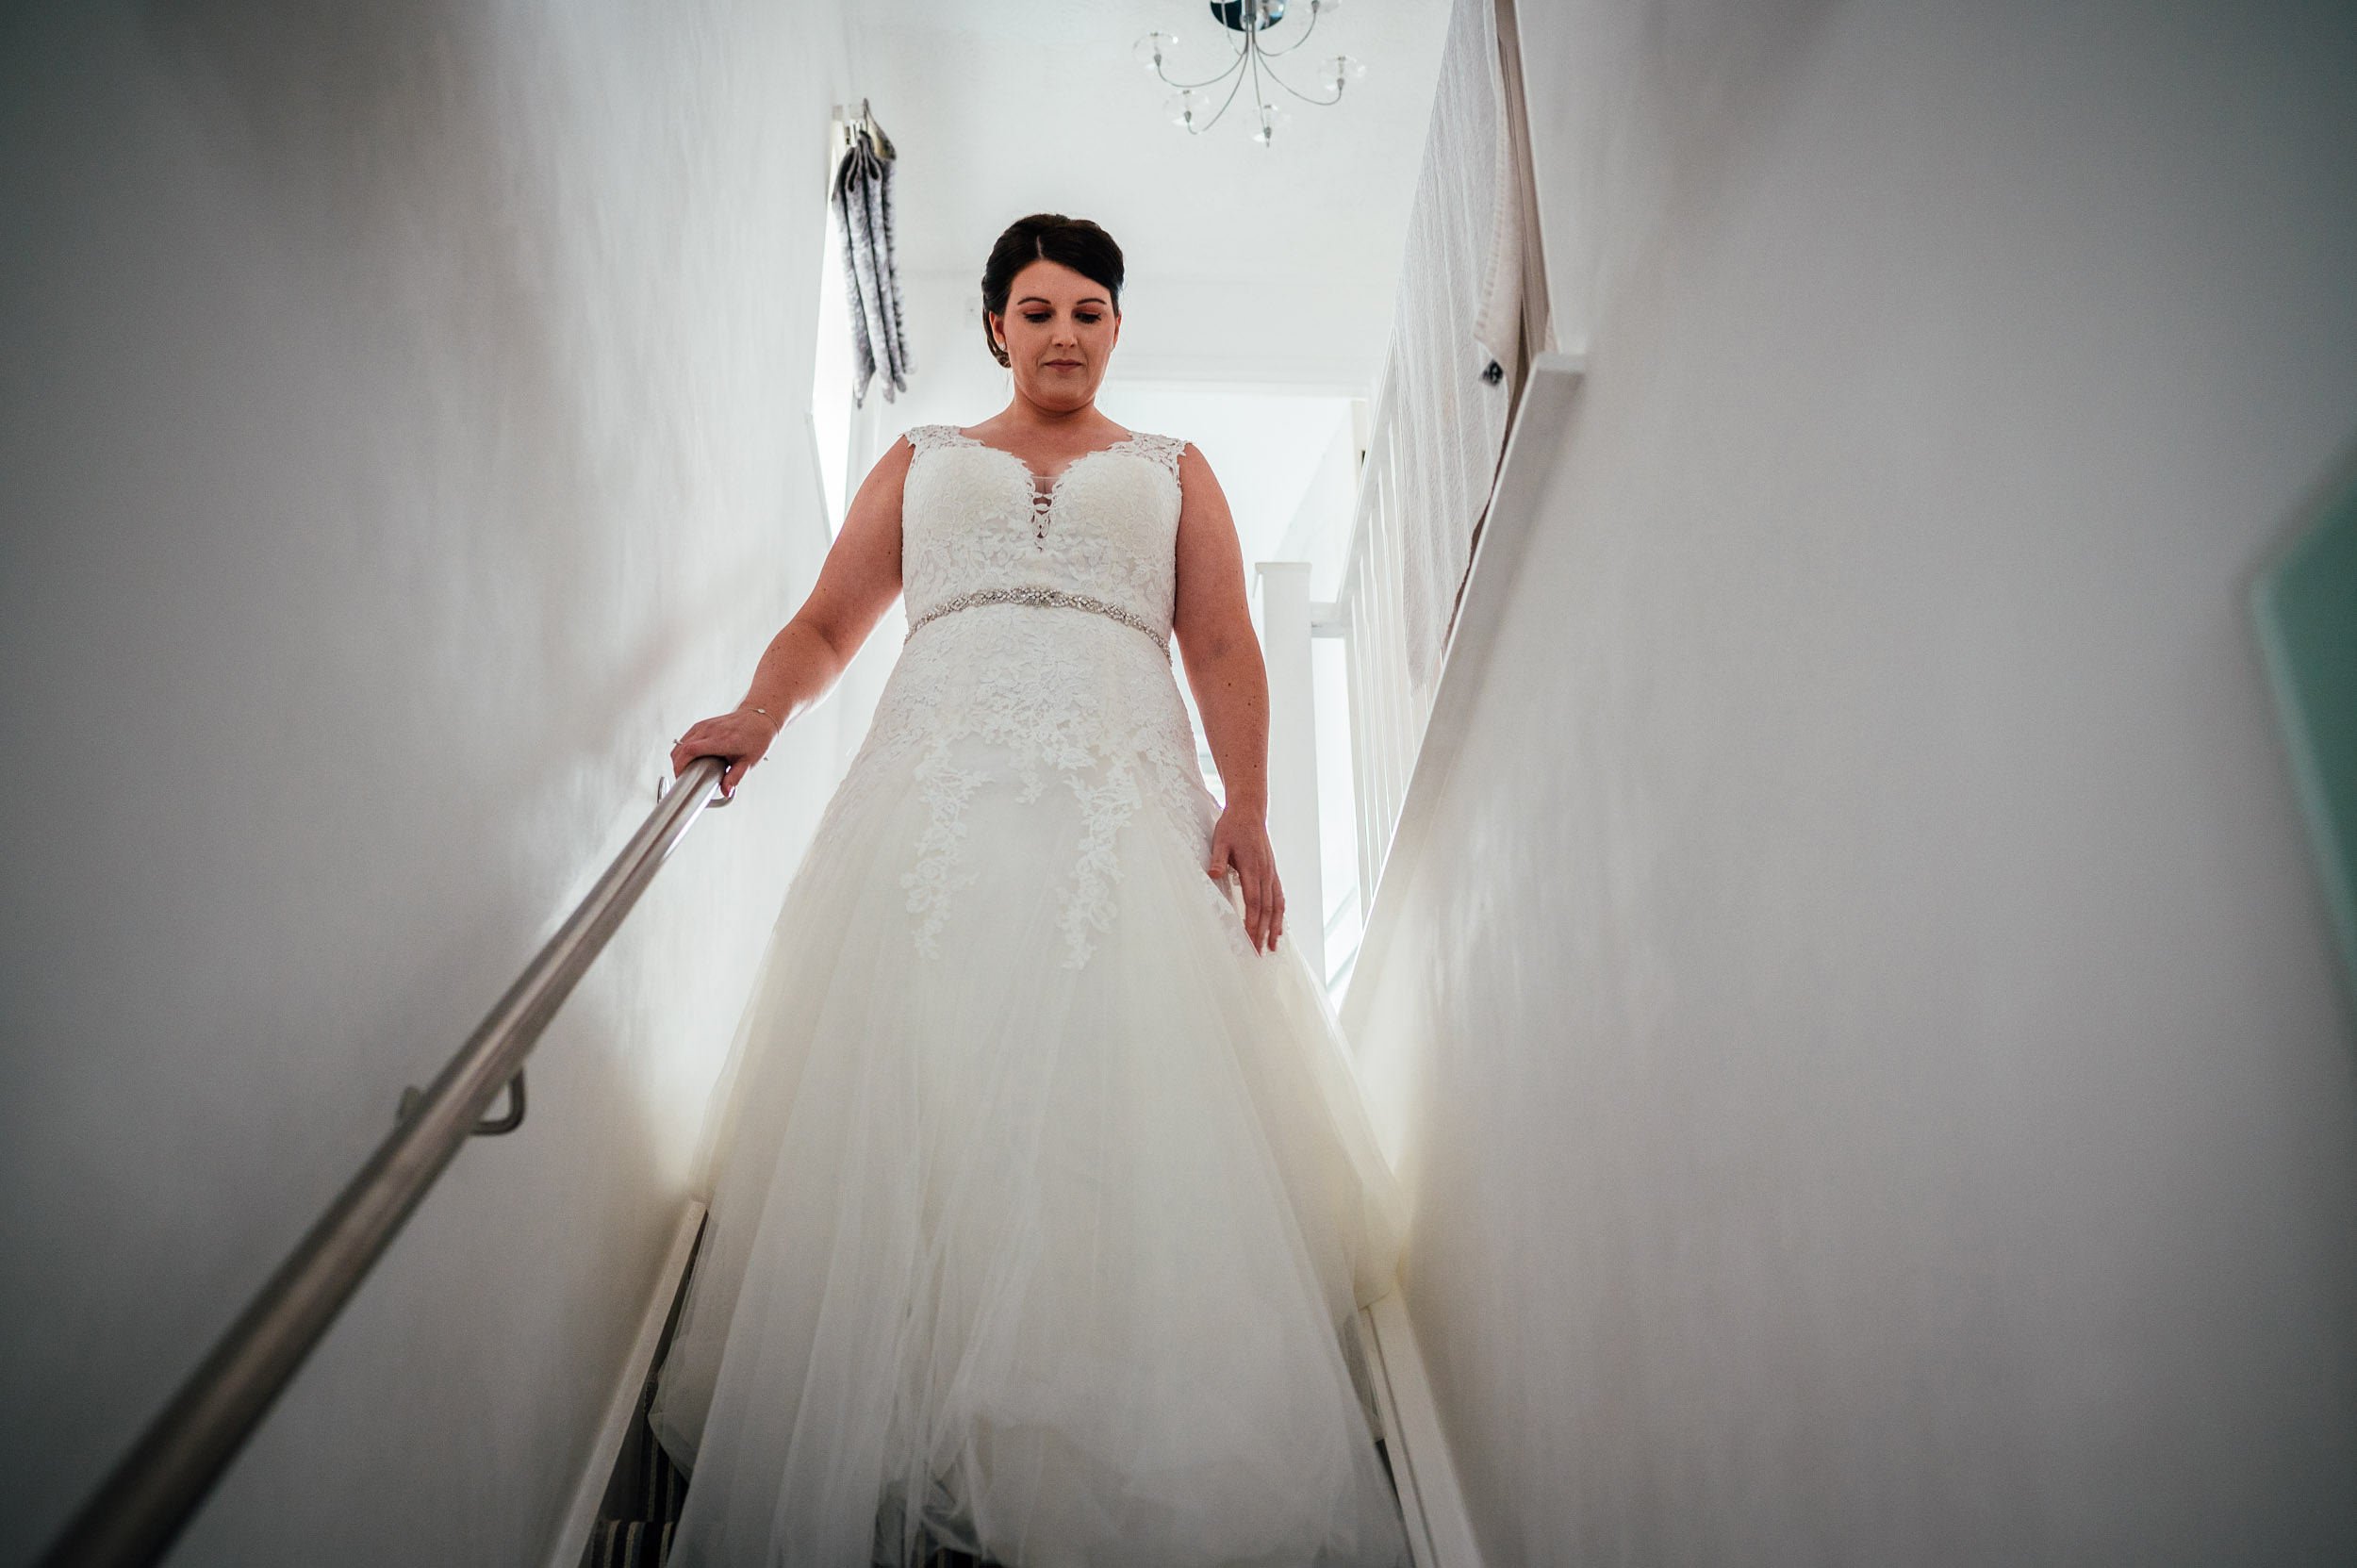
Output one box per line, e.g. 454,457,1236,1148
979,213,1125,368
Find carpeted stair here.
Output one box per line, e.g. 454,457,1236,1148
585,1412,684,1568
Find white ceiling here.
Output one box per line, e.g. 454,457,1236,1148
849,0,1451,391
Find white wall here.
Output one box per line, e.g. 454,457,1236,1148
1351,0,2357,1560
0,3,853,1561
847,0,1449,397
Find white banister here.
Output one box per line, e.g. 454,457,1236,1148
1256,560,1326,982
1338,350,1586,1038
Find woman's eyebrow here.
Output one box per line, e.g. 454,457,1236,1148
1015,295,1111,307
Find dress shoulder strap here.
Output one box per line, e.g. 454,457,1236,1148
905,423,965,454
1123,431,1188,485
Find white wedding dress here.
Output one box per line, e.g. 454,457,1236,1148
649,422,1412,1568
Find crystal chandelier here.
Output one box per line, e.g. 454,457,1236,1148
1133,0,1366,147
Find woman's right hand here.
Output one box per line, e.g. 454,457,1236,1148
670,704,783,801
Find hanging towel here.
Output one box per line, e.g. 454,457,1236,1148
833,104,913,406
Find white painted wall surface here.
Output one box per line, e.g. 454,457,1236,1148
849,0,1450,397
1350,0,2357,1560
0,3,852,1560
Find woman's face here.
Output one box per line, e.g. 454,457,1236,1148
991,258,1120,409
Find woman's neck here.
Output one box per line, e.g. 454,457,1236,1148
991,394,1106,433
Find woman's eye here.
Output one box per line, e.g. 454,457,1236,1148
1023,313,1049,322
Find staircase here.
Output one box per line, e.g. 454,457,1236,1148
583,1425,683,1568
575,1221,1399,1568
581,1409,997,1568
574,1216,997,1568
585,1415,1392,1567
582,1402,995,1568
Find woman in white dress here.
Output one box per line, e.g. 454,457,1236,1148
651,212,1410,1568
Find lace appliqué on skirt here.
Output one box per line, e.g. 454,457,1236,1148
873,611,1204,970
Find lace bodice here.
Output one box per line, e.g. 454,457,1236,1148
900,424,1188,649
814,421,1251,971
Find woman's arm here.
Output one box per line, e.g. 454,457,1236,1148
1170,441,1286,954
669,436,913,797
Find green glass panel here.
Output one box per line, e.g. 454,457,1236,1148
2256,472,2357,1004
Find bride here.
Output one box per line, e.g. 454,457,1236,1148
650,212,1411,1568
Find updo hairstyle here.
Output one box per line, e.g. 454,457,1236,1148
979,214,1125,368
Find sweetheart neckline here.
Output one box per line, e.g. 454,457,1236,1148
944,426,1145,494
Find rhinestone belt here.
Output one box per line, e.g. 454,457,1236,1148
904,586,1171,655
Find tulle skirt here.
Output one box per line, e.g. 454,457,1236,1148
649,612,1411,1568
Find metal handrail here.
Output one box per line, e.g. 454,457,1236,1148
40,753,733,1567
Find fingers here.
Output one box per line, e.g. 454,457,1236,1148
1234,858,1287,953
669,720,714,777
1207,823,1289,953
669,713,772,796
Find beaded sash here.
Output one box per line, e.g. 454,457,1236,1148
904,585,1171,655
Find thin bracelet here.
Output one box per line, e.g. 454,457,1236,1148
739,702,775,720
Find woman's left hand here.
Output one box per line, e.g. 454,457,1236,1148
1207,805,1284,954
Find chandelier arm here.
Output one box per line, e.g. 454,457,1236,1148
1189,45,1256,134
1261,62,1344,107
1155,38,1254,92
